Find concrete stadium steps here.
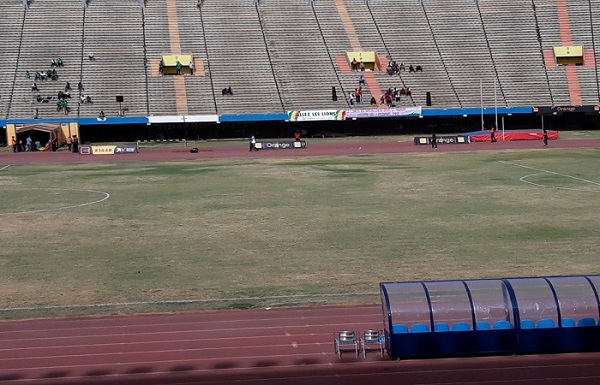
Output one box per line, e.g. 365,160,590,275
311,2,361,106
478,0,553,106
82,0,148,118
535,0,571,105
592,0,600,103
11,0,84,120
259,1,349,111
0,3,24,118
202,0,283,114
176,1,217,115
343,0,416,106
568,0,600,105
365,0,460,107
144,0,178,117
423,0,499,107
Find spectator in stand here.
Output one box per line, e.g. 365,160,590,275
78,82,84,91
360,61,365,72
387,62,394,75
355,87,363,103
189,61,194,75
416,65,423,72
399,62,405,72
65,81,71,91
370,96,377,105
347,91,355,105
88,52,95,61
159,59,164,74
31,82,38,91
409,65,415,73
99,110,106,118
392,61,399,73
351,58,358,71
57,58,64,67
358,75,365,86
176,60,182,75
33,108,38,119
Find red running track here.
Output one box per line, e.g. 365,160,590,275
1,304,600,385
1,137,599,164
2,138,600,384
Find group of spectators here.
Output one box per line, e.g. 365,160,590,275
387,61,423,74
347,86,364,105
29,58,94,117
380,87,412,107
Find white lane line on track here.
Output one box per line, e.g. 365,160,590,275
0,164,10,171
0,187,111,216
0,320,382,343
500,161,600,192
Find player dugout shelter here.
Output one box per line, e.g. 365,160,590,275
381,275,600,359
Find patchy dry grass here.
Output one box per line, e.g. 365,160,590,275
0,148,599,318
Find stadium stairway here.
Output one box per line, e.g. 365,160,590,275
364,0,460,107
11,0,84,120
83,0,148,118
0,2,25,119
202,0,283,114
478,0,553,106
259,1,349,111
144,0,178,117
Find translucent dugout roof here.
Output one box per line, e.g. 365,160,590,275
381,276,600,332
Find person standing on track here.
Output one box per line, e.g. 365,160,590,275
249,135,258,152
490,124,497,143
542,128,548,147
431,133,437,148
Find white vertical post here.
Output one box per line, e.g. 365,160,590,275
494,80,498,132
480,79,484,131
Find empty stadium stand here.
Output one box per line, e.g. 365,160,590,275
0,0,598,120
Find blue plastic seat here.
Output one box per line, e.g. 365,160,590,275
577,317,596,327
561,318,576,328
410,323,430,333
476,321,491,330
392,324,408,334
537,318,556,329
451,321,471,331
493,320,512,330
434,322,450,332
520,319,535,329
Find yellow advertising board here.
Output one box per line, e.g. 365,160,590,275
91,145,116,155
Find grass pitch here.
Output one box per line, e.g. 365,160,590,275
1,148,599,319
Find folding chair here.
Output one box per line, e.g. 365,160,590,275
360,329,384,358
333,330,358,358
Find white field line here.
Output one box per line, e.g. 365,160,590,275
0,164,10,171
0,292,378,313
500,161,600,192
0,187,110,216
